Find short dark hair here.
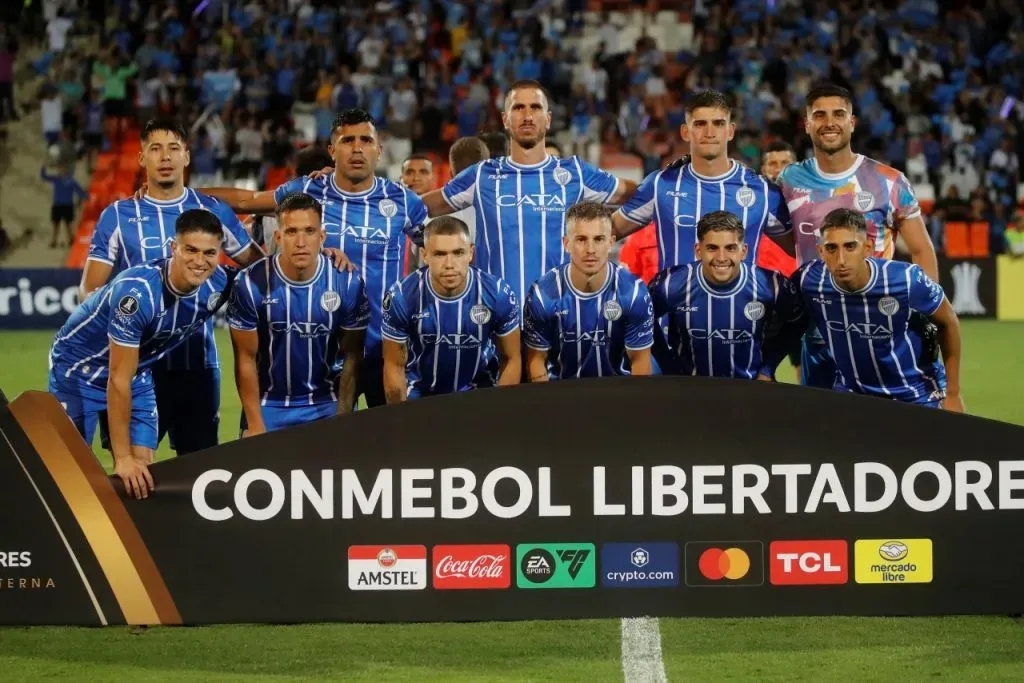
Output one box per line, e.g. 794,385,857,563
330,109,377,140
276,192,323,220
478,132,509,158
763,140,796,156
503,79,550,111
176,208,223,238
545,141,563,157
141,117,187,144
565,201,614,230
696,210,745,242
402,154,434,169
805,83,854,111
424,216,471,242
449,137,490,175
294,146,334,176
819,208,867,237
684,89,733,118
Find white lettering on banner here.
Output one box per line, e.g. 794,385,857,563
188,461,1024,521
0,278,80,317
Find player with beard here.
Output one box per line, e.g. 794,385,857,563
80,118,263,456
612,90,794,271
418,80,637,315
200,109,428,408
778,84,939,388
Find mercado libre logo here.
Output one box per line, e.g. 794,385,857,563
684,541,765,587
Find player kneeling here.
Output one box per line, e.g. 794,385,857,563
524,202,654,380
228,193,369,434
795,208,964,411
649,210,805,379
49,210,234,498
381,216,521,401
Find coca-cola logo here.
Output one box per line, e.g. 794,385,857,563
432,544,512,590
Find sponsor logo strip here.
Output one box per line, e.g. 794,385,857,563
601,543,680,589
348,545,427,591
432,544,511,590
684,541,764,587
515,543,596,589
769,540,849,585
854,539,933,584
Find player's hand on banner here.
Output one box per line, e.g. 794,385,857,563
323,248,357,272
307,165,334,180
242,424,266,438
756,373,775,382
941,394,966,413
115,457,154,500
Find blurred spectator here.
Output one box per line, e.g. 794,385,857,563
46,9,73,54
233,115,264,180
39,162,86,248
40,85,62,148
0,26,17,122
1007,209,1024,257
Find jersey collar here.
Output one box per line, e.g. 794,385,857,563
687,159,740,182
564,262,613,299
696,261,748,297
329,173,378,198
143,188,189,206
812,154,865,181
425,267,475,301
829,258,878,295
505,154,555,171
273,253,325,287
162,259,200,298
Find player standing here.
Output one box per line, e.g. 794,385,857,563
795,209,962,411
80,118,263,455
612,90,793,270
228,193,369,434
202,110,428,408
778,84,939,388
523,202,654,380
648,211,804,379
761,141,797,183
400,154,436,196
50,210,235,498
381,216,521,401
419,80,637,311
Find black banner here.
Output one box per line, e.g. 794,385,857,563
937,256,997,319
2,378,1024,625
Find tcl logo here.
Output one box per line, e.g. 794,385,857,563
769,540,848,585
432,544,511,590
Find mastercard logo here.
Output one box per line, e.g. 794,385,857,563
698,547,751,580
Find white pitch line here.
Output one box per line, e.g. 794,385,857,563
621,616,668,683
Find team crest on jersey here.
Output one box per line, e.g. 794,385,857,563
735,187,756,208
743,301,765,321
321,291,341,312
603,299,623,321
117,295,139,316
878,296,900,316
207,292,222,312
470,304,492,325
382,290,393,312
855,191,874,212
553,167,572,186
379,199,398,218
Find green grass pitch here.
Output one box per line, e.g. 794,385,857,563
1,322,1023,681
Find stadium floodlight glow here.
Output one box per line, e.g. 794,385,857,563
190,460,1024,522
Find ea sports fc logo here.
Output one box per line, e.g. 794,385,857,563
699,547,751,580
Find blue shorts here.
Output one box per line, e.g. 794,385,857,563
800,331,837,389
240,400,337,434
49,370,158,450
151,365,221,454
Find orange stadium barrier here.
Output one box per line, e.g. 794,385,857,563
943,222,990,258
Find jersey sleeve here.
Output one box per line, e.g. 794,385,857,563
273,176,312,206
578,159,620,203
380,283,412,343
618,169,657,226
759,271,807,378
339,272,371,330
493,278,520,336
87,205,120,265
908,264,944,316
226,271,259,331
891,171,922,224
107,277,158,348
647,269,671,318
624,280,655,350
646,269,681,375
522,283,556,351
441,162,479,211
205,196,255,258
403,191,429,246
765,181,792,236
